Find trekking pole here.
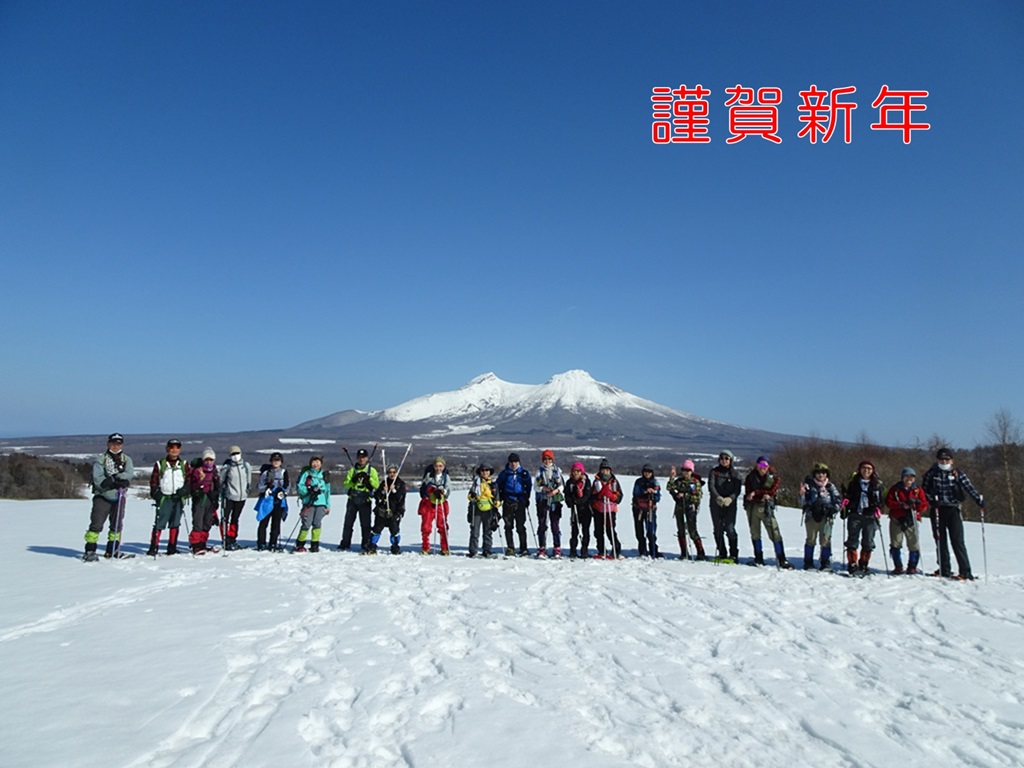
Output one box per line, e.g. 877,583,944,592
980,503,989,583
877,511,891,578
395,443,413,475
182,511,195,558
113,486,128,558
283,512,302,550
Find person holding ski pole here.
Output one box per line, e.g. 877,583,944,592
219,445,251,551
147,438,189,556
632,464,661,558
187,447,221,555
743,456,793,568
84,433,134,562
467,463,500,558
565,462,593,559
922,448,985,580
497,453,532,557
256,452,290,552
842,460,885,575
884,467,929,575
295,455,331,553
590,459,623,559
667,459,706,561
798,462,843,570
708,450,742,563
418,457,450,555
534,450,565,558
340,448,380,553
372,463,407,554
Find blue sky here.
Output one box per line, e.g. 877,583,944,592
1,0,1022,448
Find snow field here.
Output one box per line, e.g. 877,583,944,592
0,494,1022,768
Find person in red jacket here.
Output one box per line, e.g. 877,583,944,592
590,459,624,559
743,456,794,568
884,467,929,575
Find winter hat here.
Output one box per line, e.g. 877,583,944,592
936,447,953,461
202,447,216,461
478,463,494,473
599,458,611,470
681,460,695,472
571,461,586,473
387,464,399,473
508,453,521,464
434,456,446,466
270,452,284,462
756,456,770,468
356,448,369,459
641,464,654,474
812,462,830,475
719,450,735,461
229,445,242,455
541,449,555,461
901,467,917,477
166,439,182,449
859,459,874,470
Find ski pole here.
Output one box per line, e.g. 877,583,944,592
182,509,194,558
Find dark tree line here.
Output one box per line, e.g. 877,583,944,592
0,454,91,499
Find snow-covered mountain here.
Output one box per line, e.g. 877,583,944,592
290,370,795,466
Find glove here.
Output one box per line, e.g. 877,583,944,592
150,488,161,501
101,477,117,490
211,512,220,526
874,509,882,519
175,488,189,500
490,515,500,532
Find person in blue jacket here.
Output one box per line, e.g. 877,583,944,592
497,453,532,556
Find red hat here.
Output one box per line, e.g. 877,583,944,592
541,449,555,461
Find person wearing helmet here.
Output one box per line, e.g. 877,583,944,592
798,462,843,570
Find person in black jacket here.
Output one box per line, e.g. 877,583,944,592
842,460,885,574
708,450,742,561
371,464,407,554
922,448,985,580
565,462,593,558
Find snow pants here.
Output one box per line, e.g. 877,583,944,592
804,513,834,547
845,513,878,553
419,498,449,552
568,504,592,556
536,498,562,551
674,502,701,541
189,494,218,551
502,500,528,553
85,495,122,552
341,494,373,552
632,504,658,557
889,515,920,552
222,499,246,543
592,507,622,558
934,505,973,578
257,501,285,550
746,501,782,543
153,497,185,530
711,501,739,559
468,504,497,557
297,505,328,545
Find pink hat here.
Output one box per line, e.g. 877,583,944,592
681,460,695,471
571,461,585,473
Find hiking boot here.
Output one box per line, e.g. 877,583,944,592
892,564,905,575
310,541,320,553
553,547,562,558
294,544,307,553
391,544,401,555
906,565,918,575
83,551,99,563
505,547,515,556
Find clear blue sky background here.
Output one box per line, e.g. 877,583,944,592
1,0,1022,447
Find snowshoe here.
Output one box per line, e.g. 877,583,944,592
83,551,99,563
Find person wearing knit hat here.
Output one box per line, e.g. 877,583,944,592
590,459,624,558
708,450,742,562
146,439,189,556
340,448,380,553
83,433,135,561
219,445,252,551
186,447,221,554
565,461,593,558
632,464,662,558
534,450,565,558
841,460,885,575
496,452,533,556
883,468,929,575
417,457,451,554
743,456,794,568
922,448,985,580
798,463,843,570
667,460,706,560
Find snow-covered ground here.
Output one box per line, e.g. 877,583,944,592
2,486,1022,768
